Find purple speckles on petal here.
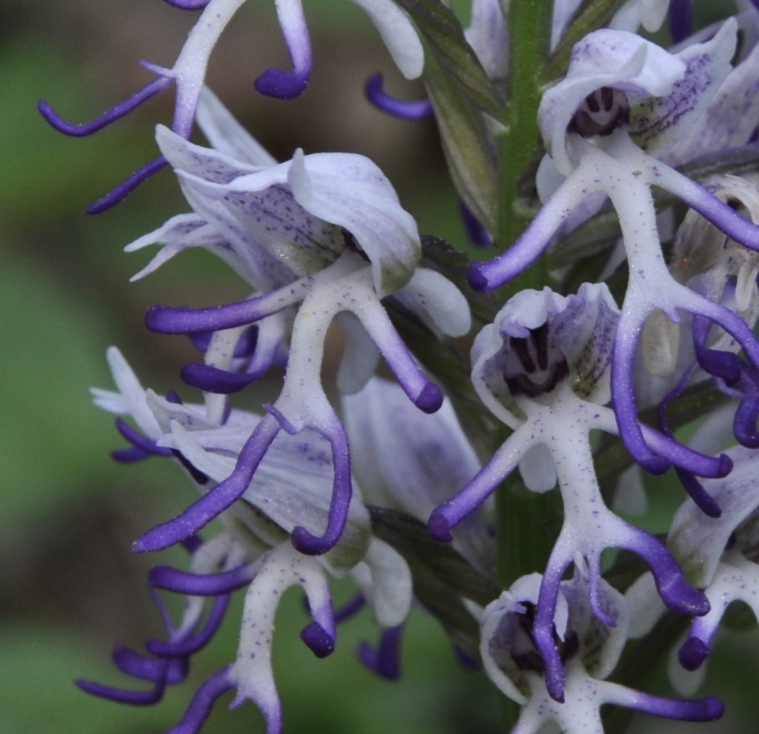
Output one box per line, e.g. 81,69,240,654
364,74,433,120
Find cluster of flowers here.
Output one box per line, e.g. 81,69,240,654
41,0,759,731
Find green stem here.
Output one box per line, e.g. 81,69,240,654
493,4,555,729
496,0,553,297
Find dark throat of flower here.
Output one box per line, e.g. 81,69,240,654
570,87,630,138
505,324,569,398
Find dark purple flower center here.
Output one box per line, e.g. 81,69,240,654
571,87,630,138
504,324,569,398
510,602,578,674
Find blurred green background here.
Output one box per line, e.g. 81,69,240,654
0,0,757,732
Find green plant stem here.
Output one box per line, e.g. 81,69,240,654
493,4,555,729
496,0,552,297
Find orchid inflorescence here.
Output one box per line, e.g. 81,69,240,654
38,0,759,731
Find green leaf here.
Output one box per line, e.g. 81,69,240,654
369,507,501,659
424,50,499,236
541,0,628,87
394,0,505,119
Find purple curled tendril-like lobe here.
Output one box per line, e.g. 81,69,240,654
77,675,168,706
678,636,711,671
165,667,235,734
364,74,433,120
669,0,693,45
734,396,759,448
87,157,169,214
112,646,187,684
181,363,263,393
76,649,187,705
692,315,741,385
253,0,312,99
255,67,310,100
147,281,310,335
38,77,173,137
300,621,336,658
621,530,709,617
626,691,723,722
290,419,353,556
162,0,210,8
147,594,231,658
675,468,723,518
134,414,281,552
655,375,723,517
359,625,403,680
149,562,257,596
334,593,366,623
114,419,173,457
460,203,492,247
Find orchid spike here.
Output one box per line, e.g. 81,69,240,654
469,22,759,473
428,285,708,701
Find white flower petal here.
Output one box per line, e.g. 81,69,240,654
349,0,424,79
287,149,421,295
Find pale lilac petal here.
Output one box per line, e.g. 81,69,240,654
287,149,420,295
631,20,736,157
399,267,471,337
464,0,508,81
334,312,381,395
349,0,424,79
196,87,278,166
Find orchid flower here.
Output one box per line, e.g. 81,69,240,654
89,347,413,734
427,284,711,701
480,570,723,734
121,90,471,556
468,21,759,477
